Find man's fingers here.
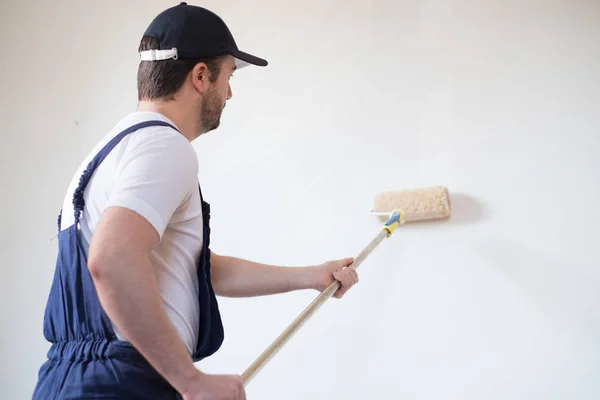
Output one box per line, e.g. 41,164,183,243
335,268,358,284
334,269,349,286
332,268,358,299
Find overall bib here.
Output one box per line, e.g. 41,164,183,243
33,120,224,399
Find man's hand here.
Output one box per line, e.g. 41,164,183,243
181,372,245,400
311,257,358,298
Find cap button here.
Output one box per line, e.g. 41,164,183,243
180,2,187,5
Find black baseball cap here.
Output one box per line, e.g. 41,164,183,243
140,2,267,68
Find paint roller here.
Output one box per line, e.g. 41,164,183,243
241,186,452,386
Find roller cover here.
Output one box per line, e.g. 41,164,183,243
373,186,451,221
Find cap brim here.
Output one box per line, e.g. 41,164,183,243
230,49,268,68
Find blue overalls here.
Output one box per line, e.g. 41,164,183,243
33,120,224,399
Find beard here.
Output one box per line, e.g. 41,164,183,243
199,88,225,134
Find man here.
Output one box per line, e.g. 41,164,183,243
33,3,358,400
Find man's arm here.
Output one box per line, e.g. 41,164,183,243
210,252,357,298
84,130,248,399
87,206,202,394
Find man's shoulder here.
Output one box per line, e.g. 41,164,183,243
111,112,197,170
112,112,186,146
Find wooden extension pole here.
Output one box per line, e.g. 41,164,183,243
241,226,392,386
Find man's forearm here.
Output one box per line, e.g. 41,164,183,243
210,252,319,297
88,247,200,395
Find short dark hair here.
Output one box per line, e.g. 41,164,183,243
137,36,223,101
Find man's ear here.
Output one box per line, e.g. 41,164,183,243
191,62,209,94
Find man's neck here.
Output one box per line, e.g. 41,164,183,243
137,100,202,142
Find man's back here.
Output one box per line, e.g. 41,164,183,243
58,111,203,354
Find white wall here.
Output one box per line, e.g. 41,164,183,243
2,0,599,398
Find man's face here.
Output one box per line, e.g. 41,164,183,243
200,56,235,133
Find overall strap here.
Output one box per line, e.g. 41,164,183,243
71,120,179,226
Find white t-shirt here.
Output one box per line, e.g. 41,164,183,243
59,111,202,354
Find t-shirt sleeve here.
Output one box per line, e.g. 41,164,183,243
105,128,198,239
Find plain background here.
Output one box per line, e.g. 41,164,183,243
1,0,599,398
